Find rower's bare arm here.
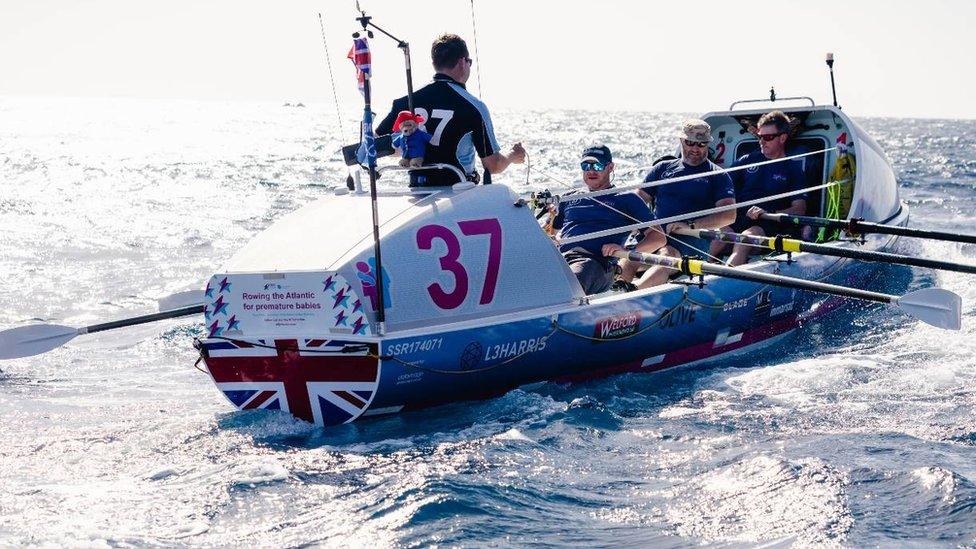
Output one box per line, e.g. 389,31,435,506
783,198,807,216
696,197,737,228
481,143,526,174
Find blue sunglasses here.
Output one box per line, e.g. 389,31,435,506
580,161,606,172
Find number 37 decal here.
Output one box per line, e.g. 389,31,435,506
416,218,502,310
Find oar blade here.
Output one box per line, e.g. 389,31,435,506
157,290,206,312
0,324,80,360
896,288,962,330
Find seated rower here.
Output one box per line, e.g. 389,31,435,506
551,145,665,295
717,111,808,267
609,120,736,289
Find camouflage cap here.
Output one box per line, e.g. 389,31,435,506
676,119,713,143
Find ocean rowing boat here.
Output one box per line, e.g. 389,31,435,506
186,100,963,427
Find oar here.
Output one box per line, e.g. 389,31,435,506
0,304,205,360
762,213,976,245
610,250,962,330
674,228,976,275
157,290,206,311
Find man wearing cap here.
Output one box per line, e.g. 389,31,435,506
377,33,525,186
610,119,736,289
551,145,665,295
717,110,808,266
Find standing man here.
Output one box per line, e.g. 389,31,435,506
718,111,808,266
376,34,525,187
610,120,736,289
552,145,664,295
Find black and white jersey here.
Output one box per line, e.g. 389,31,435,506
377,74,499,184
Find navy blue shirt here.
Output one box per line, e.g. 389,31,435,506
642,159,735,220
552,189,654,259
730,151,808,221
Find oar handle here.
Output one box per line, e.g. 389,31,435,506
611,249,896,305
678,226,976,275
761,213,976,245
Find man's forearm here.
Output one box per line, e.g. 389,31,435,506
780,200,807,216
482,152,512,174
694,208,736,229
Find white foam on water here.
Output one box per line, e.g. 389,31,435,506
229,458,290,486
911,466,959,503
665,455,852,545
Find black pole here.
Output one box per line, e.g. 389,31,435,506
362,78,387,332
618,250,897,305
693,228,976,275
402,43,414,113
352,26,388,333
826,52,839,108
762,212,976,246
86,304,204,334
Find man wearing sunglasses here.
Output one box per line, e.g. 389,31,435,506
551,145,664,294
376,33,525,187
610,120,736,289
718,110,808,266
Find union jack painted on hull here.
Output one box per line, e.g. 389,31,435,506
201,338,380,426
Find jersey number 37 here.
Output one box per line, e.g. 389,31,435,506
414,108,454,146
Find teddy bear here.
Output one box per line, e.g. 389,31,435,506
391,110,432,168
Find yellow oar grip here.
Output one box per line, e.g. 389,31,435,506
765,235,802,253
782,239,802,253
684,258,704,275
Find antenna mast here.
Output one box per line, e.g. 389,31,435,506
826,52,840,108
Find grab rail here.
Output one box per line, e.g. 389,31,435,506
729,96,817,110
376,162,467,183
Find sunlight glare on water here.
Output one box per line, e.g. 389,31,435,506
1,97,975,546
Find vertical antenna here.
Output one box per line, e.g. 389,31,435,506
469,0,484,97
826,52,839,108
317,12,347,139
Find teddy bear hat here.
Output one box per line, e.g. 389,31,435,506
393,110,426,132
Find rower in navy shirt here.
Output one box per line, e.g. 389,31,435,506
376,34,525,187
717,111,808,266
609,119,736,289
552,145,663,295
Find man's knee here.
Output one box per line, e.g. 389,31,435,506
567,255,611,294
658,245,682,258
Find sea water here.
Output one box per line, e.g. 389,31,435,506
1,97,975,546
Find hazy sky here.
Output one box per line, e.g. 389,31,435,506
2,0,973,119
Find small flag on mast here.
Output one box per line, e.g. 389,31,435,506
349,37,376,168
347,37,371,96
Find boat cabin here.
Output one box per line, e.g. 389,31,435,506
701,100,899,226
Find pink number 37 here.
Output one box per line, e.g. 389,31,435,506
415,218,502,310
